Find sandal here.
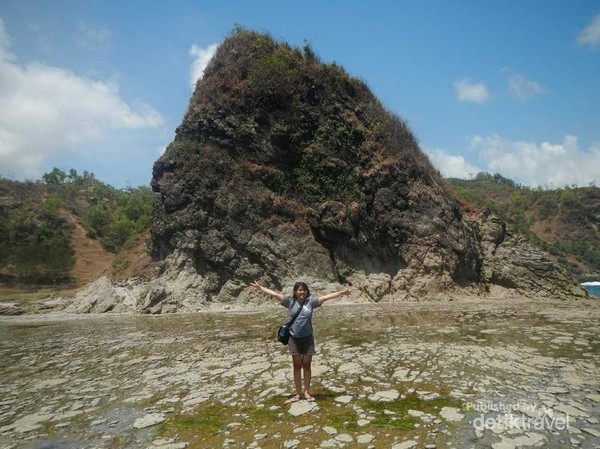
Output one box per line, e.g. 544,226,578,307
290,394,301,403
304,394,316,402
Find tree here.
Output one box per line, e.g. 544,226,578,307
88,205,110,236
42,168,67,185
43,195,62,215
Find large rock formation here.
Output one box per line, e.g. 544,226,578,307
141,29,585,312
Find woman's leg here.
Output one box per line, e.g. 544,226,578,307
302,355,313,399
292,355,303,398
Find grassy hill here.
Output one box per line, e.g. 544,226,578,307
448,172,600,281
0,168,154,293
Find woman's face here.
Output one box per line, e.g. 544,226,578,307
295,286,307,300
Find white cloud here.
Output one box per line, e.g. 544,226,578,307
424,147,481,179
454,78,491,103
470,134,600,187
578,14,600,49
76,22,112,50
189,43,218,91
505,71,546,101
0,18,164,180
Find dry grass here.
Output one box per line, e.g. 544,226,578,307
0,286,77,303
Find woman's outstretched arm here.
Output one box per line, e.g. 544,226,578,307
249,281,285,304
318,288,352,306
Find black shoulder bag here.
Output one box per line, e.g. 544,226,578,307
277,299,303,345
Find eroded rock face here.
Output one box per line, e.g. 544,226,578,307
475,211,583,299
140,29,586,312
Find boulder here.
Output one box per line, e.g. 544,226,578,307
0,302,23,316
62,277,139,313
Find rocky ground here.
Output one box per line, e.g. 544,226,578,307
0,298,599,449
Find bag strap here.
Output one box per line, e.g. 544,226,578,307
287,298,303,326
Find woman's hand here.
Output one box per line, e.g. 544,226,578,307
249,281,263,291
318,287,352,305
249,281,284,302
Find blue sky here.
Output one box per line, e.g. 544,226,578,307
0,1,599,188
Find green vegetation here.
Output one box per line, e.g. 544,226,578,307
357,392,462,430
241,33,353,195
290,159,359,203
0,184,75,283
157,391,462,448
185,27,427,208
448,172,600,279
160,402,229,435
0,168,154,285
42,168,154,252
248,51,300,106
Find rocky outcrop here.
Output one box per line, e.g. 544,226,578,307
0,302,23,316
65,29,586,313
476,211,584,299
62,277,139,313
138,28,588,313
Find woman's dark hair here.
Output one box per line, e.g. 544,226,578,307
293,282,310,300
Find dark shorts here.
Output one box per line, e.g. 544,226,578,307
288,334,315,356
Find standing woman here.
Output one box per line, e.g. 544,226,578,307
249,281,351,402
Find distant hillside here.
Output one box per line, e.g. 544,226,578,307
448,172,600,281
0,168,154,288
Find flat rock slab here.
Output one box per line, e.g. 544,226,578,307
334,395,353,404
288,401,319,416
0,413,54,433
392,440,418,449
440,406,464,422
150,443,188,449
582,428,600,437
357,433,375,443
369,389,400,402
491,433,546,449
133,413,166,429
335,433,353,443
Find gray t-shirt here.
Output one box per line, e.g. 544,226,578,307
282,296,321,338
